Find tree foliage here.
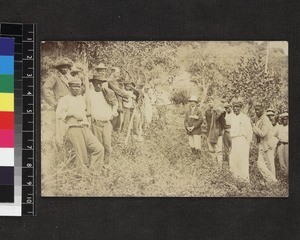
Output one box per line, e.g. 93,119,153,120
41,41,288,111
227,55,288,112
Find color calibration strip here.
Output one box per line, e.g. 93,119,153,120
0,38,15,207
0,22,36,216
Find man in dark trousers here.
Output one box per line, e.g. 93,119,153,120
95,64,131,132
223,102,232,163
184,95,203,155
56,78,104,173
206,98,226,167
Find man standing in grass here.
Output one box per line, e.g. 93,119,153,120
42,58,74,143
89,74,118,165
229,97,252,183
207,98,226,167
275,112,289,176
184,95,203,155
56,79,104,172
253,101,278,184
42,58,74,108
223,102,232,164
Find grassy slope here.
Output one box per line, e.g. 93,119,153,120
41,105,288,197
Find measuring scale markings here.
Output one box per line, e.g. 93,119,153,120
0,23,36,216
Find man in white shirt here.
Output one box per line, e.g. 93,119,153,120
275,112,289,175
89,74,118,164
56,79,104,172
229,97,253,183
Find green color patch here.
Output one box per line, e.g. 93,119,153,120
0,74,14,93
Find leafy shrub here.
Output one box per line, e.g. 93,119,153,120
171,88,190,105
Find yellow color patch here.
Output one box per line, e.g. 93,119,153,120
0,93,14,111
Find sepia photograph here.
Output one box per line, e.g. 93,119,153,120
40,41,288,197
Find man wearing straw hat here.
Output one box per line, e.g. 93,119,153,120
184,95,203,155
42,58,74,144
275,112,289,175
253,101,277,183
95,64,131,100
56,78,104,172
96,64,131,132
229,97,252,183
42,58,74,108
89,74,118,165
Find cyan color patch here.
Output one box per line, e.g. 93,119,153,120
0,56,14,75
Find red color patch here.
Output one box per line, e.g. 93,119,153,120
0,112,14,129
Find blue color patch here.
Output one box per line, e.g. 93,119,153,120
0,38,14,56
0,56,14,75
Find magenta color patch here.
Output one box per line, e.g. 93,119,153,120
0,129,14,147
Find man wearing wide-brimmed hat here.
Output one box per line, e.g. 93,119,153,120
253,101,277,183
95,64,132,132
109,66,129,132
223,101,232,163
229,97,253,183
95,63,108,72
42,58,75,144
95,64,131,100
110,77,126,132
42,58,74,109
89,74,118,165
206,98,226,167
275,112,288,175
131,82,146,141
56,78,104,172
184,95,203,155
122,81,136,132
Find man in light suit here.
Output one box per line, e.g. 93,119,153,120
253,101,278,183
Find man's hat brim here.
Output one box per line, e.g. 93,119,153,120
89,78,108,82
68,80,82,85
279,113,289,118
55,63,72,69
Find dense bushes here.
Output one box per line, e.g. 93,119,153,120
171,88,190,105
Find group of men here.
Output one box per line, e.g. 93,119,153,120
42,58,156,173
42,57,289,183
184,95,289,185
